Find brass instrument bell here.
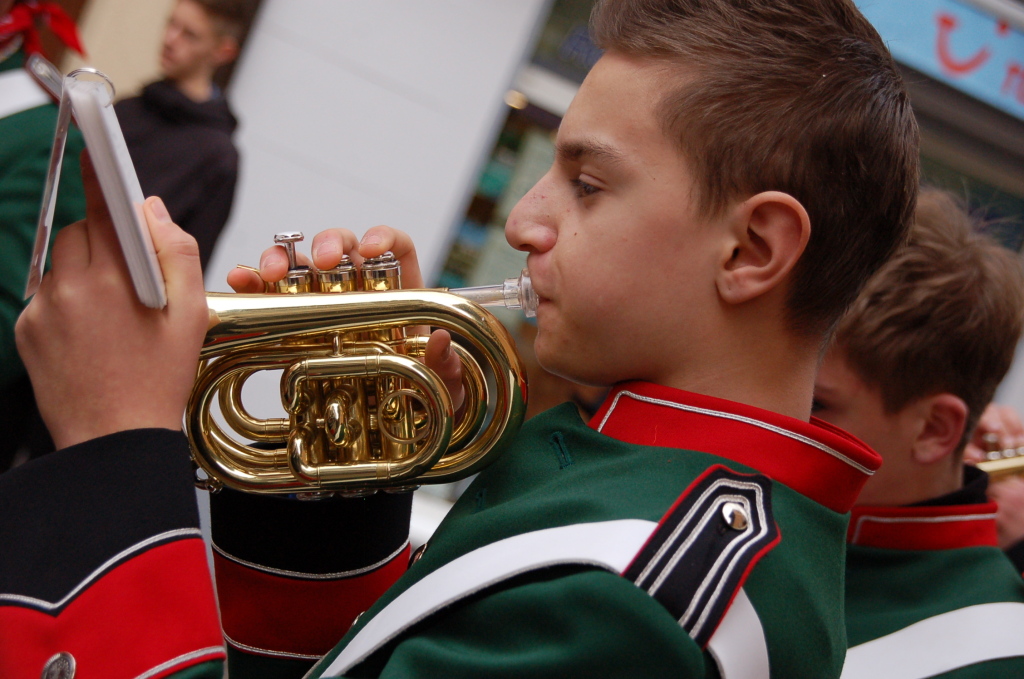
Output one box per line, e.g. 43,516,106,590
187,232,531,496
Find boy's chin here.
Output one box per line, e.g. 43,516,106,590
534,346,616,389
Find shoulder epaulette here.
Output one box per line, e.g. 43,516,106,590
623,465,780,647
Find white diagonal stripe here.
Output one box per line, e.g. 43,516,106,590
319,519,657,676
707,588,770,679
842,602,1024,679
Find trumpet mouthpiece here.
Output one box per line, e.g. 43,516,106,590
451,269,537,318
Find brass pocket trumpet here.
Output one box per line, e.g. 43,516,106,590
187,232,532,496
976,433,1024,481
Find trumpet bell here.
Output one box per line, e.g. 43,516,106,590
187,287,528,495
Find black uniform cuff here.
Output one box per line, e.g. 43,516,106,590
210,487,412,574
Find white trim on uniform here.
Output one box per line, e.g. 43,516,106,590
0,528,203,611
320,519,771,678
223,630,322,661
849,513,998,544
211,539,410,580
0,68,49,120
841,602,1024,679
131,646,226,679
598,390,875,475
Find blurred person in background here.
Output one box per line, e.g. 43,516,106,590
812,187,1024,678
965,403,1024,571
0,0,85,470
115,0,244,269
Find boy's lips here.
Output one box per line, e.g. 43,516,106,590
530,283,551,305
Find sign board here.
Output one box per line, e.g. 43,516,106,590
857,0,1024,121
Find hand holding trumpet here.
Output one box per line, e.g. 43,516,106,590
226,226,464,410
16,153,466,453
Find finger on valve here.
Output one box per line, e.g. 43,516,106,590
357,226,425,289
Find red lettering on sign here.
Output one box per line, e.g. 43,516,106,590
1004,61,1024,103
936,12,991,76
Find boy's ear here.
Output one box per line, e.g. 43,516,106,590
213,36,240,68
716,191,810,305
912,393,969,465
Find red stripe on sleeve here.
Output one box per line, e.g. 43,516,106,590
0,538,224,679
215,545,410,658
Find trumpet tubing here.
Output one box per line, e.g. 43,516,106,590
976,449,1024,481
187,239,528,496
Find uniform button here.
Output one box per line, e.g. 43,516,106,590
721,502,749,531
410,541,428,566
41,652,76,679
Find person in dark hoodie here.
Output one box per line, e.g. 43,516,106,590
115,0,244,269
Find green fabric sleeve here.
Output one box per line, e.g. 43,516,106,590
0,104,86,388
350,568,710,679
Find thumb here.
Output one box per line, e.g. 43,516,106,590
143,196,205,309
425,329,465,411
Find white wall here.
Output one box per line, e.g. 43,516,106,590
996,343,1024,411
62,0,173,99
205,0,551,291
202,0,550,424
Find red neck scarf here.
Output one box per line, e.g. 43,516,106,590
0,1,85,59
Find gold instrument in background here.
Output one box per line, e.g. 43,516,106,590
187,232,533,496
976,433,1024,481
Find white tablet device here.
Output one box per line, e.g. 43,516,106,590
25,65,166,309
66,75,167,308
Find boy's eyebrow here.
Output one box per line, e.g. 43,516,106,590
555,138,627,167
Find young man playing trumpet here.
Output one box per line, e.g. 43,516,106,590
5,0,918,677
812,188,1024,678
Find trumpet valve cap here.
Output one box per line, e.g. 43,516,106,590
274,231,304,270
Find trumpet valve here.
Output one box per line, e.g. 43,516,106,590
361,252,401,291
323,391,361,448
318,255,358,293
274,231,315,294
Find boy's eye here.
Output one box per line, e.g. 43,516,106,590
571,178,599,198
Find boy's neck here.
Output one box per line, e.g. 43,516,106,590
655,318,819,422
172,71,214,102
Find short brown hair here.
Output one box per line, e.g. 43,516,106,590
591,0,919,336
836,187,1024,452
190,0,249,41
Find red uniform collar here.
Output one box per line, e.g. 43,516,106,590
588,381,881,514
848,503,999,550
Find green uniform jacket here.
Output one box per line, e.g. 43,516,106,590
0,50,85,388
844,486,1024,679
301,381,881,679
1,382,881,678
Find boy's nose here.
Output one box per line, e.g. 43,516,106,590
505,176,558,254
